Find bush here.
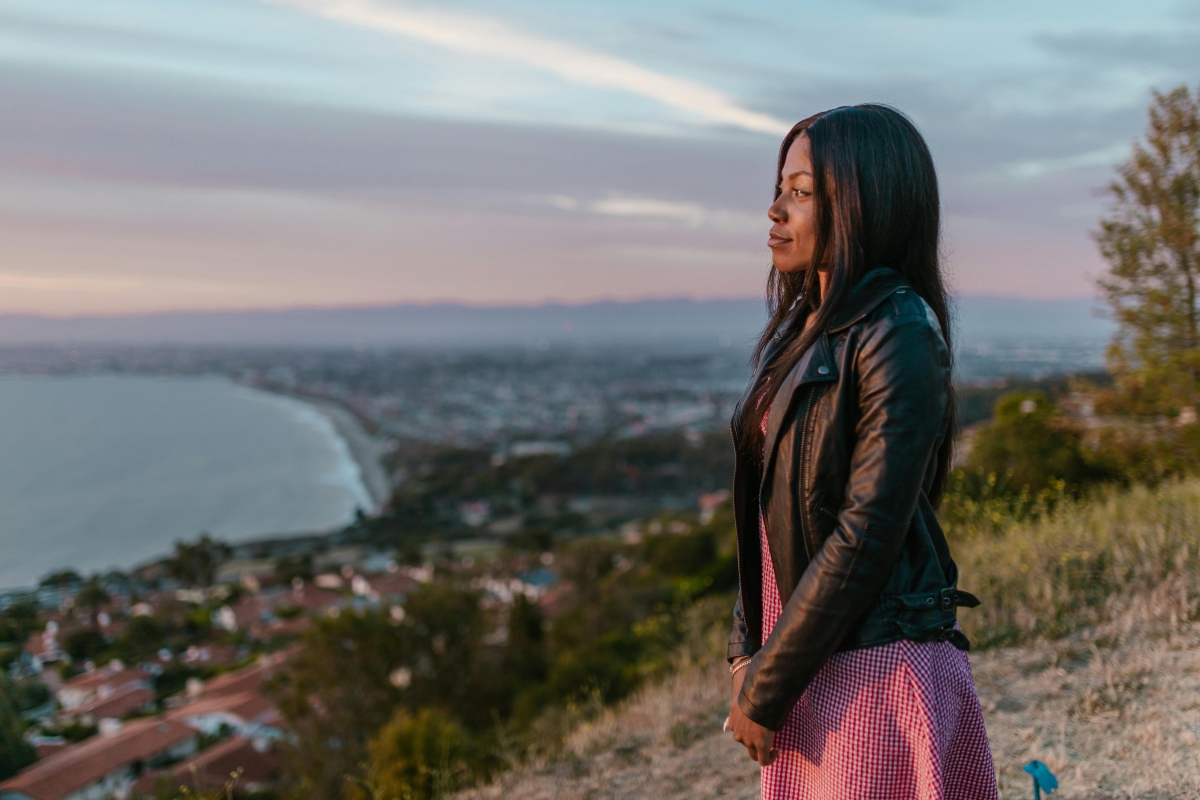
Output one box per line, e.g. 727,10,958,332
63,628,107,662
357,708,483,800
0,676,34,780
10,678,49,712
1086,422,1200,486
963,391,1099,495
642,530,716,576
939,469,1072,537
122,615,167,660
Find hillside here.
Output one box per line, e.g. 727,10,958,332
458,618,1199,800
460,479,1200,800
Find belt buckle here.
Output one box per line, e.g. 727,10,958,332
939,588,955,612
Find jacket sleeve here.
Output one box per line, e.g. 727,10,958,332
737,307,950,730
728,592,755,662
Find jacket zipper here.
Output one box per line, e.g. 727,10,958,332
796,385,819,561
729,424,748,645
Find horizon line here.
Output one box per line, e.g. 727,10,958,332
0,292,1105,322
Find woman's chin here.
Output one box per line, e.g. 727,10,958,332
771,260,808,274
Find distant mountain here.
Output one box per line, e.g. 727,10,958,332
952,295,1112,346
0,295,1112,349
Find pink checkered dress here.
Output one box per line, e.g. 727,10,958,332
757,516,998,800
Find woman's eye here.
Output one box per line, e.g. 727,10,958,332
793,187,810,198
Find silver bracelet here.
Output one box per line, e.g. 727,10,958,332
729,656,752,676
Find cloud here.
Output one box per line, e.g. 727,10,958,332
530,192,762,233
1035,30,1200,73
270,0,790,136
1002,142,1132,180
590,195,761,233
0,273,145,292
0,272,257,296
593,196,709,225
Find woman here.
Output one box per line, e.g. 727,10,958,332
723,105,997,799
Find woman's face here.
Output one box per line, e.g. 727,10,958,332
767,134,817,274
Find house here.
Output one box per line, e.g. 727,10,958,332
164,650,293,737
187,651,288,703
180,644,243,668
213,558,276,589
0,718,197,800
167,691,281,739
68,685,156,726
22,624,66,673
214,586,343,637
57,663,151,711
357,572,419,602
312,545,365,573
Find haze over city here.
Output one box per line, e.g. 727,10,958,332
4,0,1196,315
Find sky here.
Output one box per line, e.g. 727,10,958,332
1,0,1198,315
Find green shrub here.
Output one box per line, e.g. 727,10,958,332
0,676,34,780
356,708,483,800
63,628,107,662
963,391,1101,495
642,530,716,576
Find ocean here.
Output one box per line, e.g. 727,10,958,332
0,374,373,589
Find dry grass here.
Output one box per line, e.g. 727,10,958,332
977,618,1200,799
457,656,759,800
458,479,1200,800
461,618,1200,799
953,479,1200,648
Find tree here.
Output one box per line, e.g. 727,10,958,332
75,578,111,625
0,676,35,780
964,391,1094,495
1096,85,1200,415
274,554,313,585
121,615,167,661
270,610,407,799
0,601,39,645
166,535,231,588
63,628,107,662
39,570,81,590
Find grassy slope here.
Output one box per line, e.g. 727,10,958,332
460,622,1200,800
460,479,1200,800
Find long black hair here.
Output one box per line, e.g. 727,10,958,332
741,104,956,505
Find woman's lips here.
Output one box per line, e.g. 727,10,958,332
768,235,791,248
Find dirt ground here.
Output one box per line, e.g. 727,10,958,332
459,619,1200,800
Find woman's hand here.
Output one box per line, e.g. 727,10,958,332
725,666,776,766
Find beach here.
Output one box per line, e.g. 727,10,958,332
292,395,391,510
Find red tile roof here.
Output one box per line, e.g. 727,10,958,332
61,664,150,694
196,651,290,700
167,691,274,726
0,718,196,800
198,665,267,700
74,685,155,721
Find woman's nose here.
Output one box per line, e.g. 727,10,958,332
768,200,786,224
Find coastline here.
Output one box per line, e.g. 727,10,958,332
281,394,391,511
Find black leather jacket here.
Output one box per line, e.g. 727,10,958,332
729,267,978,731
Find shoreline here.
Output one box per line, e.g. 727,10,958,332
279,393,391,511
